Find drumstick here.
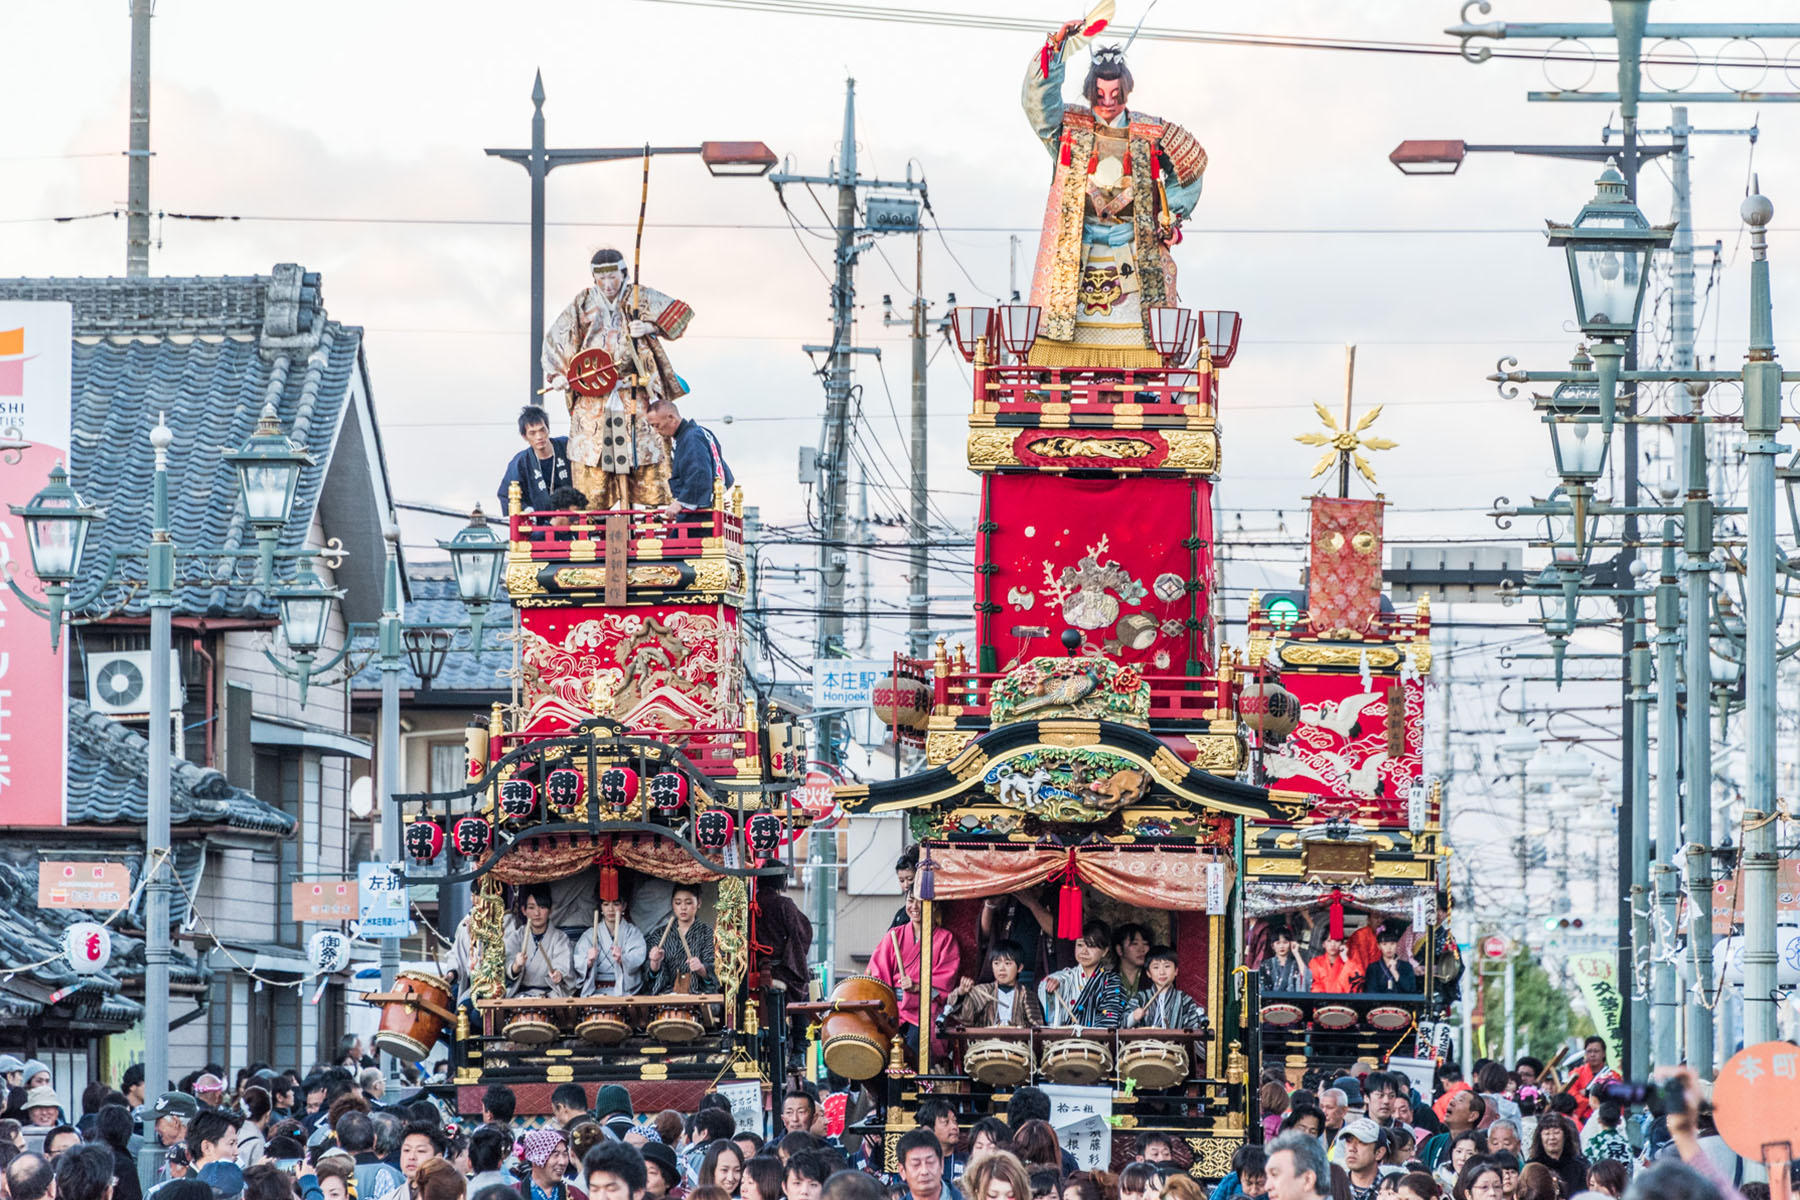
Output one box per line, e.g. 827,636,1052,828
609,910,625,997
586,910,600,994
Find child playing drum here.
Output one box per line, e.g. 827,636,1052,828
576,895,648,995
1124,946,1203,1029
1038,920,1126,1028
950,941,1046,1028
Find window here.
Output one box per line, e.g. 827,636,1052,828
429,742,465,792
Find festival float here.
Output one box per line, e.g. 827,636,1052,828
369,3,1454,1167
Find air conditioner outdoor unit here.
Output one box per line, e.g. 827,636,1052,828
86,650,182,717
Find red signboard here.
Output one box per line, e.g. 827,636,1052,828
1481,935,1511,960
0,301,72,827
291,879,358,923
38,861,130,910
791,770,838,824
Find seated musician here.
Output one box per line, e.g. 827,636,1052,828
645,885,718,994
1037,919,1126,1028
1360,922,1420,994
868,893,963,1054
1124,946,1203,1029
950,941,1045,1028
1308,929,1363,993
505,885,575,997
575,896,648,995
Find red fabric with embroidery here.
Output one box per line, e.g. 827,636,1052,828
977,475,1214,671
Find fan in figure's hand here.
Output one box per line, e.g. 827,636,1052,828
567,348,620,398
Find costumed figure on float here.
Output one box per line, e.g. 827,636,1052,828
542,247,694,508
1023,7,1207,367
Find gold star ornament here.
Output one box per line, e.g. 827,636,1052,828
1296,401,1397,486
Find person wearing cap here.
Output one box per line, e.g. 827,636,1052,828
193,1076,227,1113
517,1128,585,1200
1360,926,1419,995
22,1063,51,1092
22,1088,62,1131
1335,1119,1396,1200
0,1056,26,1091
592,1086,634,1144
641,1142,681,1198
149,1093,198,1185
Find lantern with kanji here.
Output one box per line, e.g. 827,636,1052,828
545,768,584,817
63,922,111,975
598,766,639,816
744,811,783,858
307,928,352,974
649,770,689,816
452,815,492,858
406,818,444,862
498,778,537,822
694,808,734,852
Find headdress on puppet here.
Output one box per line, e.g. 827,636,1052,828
1082,44,1135,106
590,247,627,277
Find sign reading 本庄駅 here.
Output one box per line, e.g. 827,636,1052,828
811,659,890,709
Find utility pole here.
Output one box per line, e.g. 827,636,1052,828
126,0,152,277
857,458,870,651
1502,952,1517,1067
884,233,950,658
771,78,928,759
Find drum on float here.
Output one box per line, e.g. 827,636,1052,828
1313,1003,1359,1030
576,1011,635,1045
1040,1033,1112,1086
1118,1038,1189,1089
503,1008,561,1045
371,969,455,1063
965,1035,1034,1086
1366,1005,1413,1032
819,974,899,1081
646,1002,706,1043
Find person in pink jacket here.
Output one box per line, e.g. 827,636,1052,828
869,894,963,1064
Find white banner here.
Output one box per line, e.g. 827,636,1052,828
717,1081,762,1134
1041,1083,1111,1170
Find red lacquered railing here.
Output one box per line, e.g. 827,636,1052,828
508,505,743,563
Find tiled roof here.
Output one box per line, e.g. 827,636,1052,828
0,268,364,619
349,562,512,694
67,697,296,834
0,852,207,1028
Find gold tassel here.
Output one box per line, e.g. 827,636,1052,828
1028,339,1163,369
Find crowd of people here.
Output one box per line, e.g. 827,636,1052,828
0,1030,1766,1200
1248,1040,1758,1200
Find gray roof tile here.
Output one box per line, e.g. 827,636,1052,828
0,269,361,619
349,562,512,694
66,697,296,834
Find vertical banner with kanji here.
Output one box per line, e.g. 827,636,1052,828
1569,952,1624,1067
0,302,71,826
1041,1084,1112,1170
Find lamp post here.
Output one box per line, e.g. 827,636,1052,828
484,72,775,397
269,508,507,1067
8,411,310,1184
1738,187,1781,1049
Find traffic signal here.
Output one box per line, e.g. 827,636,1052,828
1542,914,1586,932
1386,685,1407,756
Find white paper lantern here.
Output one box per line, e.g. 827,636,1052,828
64,922,111,975
307,929,352,975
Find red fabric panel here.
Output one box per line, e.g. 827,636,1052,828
981,476,1211,672
1307,497,1385,634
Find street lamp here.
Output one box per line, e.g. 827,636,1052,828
1200,310,1243,368
223,402,314,585
274,560,343,702
1546,163,1673,430
698,141,779,177
9,462,104,648
403,628,454,691
439,506,507,653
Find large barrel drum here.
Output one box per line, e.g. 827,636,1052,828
371,969,455,1062
819,974,898,1080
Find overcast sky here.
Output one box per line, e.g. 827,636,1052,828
4,0,1797,670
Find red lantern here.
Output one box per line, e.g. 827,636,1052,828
649,770,689,815
694,808,734,852
405,819,444,862
744,811,783,858
498,779,537,822
545,768,584,817
598,766,639,815
452,816,492,858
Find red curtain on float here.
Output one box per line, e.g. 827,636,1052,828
919,842,1234,918
977,476,1214,674
486,832,723,885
